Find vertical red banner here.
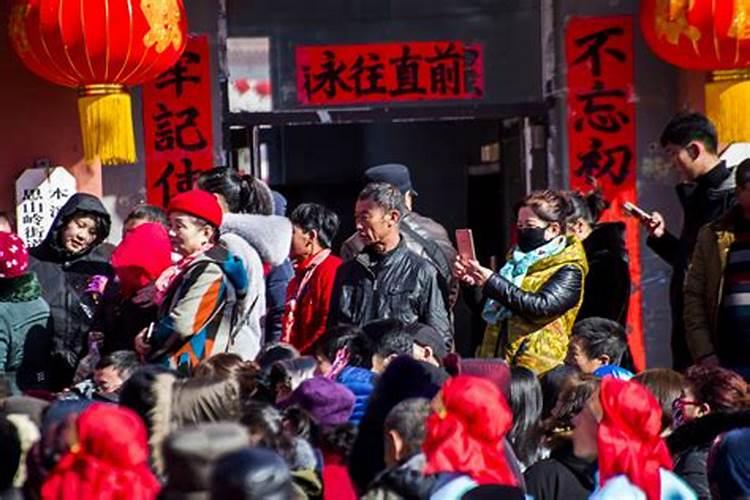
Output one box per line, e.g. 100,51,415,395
565,16,645,370
143,34,214,208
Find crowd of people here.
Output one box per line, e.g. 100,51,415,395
1,111,750,499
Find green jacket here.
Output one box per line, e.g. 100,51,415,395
0,273,51,392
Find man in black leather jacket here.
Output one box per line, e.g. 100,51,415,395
340,164,458,308
329,183,453,348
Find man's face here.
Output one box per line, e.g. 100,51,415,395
94,366,124,394
664,142,701,181
566,338,602,374
61,215,98,254
290,224,312,260
354,198,398,253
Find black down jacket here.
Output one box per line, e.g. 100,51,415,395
577,222,631,326
329,237,452,348
29,193,112,389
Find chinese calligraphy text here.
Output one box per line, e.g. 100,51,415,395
565,16,644,370
296,41,484,105
143,35,214,208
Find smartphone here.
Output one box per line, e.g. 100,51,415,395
623,201,654,225
144,322,155,344
455,229,477,261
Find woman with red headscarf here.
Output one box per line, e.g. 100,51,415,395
41,403,160,500
422,375,525,499
588,377,696,500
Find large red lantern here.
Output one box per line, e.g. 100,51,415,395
8,0,188,165
641,0,750,142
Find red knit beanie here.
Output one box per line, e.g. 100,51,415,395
0,232,29,279
167,189,223,228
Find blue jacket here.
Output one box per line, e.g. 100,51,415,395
336,366,376,424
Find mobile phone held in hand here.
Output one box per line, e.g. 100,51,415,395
455,229,477,261
623,201,654,226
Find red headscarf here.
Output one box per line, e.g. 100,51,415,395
111,222,172,298
423,375,517,485
598,377,673,500
41,403,160,500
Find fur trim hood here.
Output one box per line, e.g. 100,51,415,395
221,213,291,266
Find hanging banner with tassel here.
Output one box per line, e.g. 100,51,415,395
142,35,214,208
565,16,645,370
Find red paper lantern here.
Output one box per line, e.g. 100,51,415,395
8,0,188,165
640,0,750,70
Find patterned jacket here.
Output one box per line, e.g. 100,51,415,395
149,245,247,375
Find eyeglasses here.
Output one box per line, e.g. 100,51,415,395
672,397,702,413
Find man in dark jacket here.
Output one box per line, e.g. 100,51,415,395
646,113,735,370
329,183,452,348
29,193,112,390
340,164,458,308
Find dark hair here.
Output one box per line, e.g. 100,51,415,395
211,448,294,500
314,325,373,369
124,204,167,227
194,353,246,379
660,112,718,154
632,368,684,432
198,167,273,215
357,182,406,215
566,189,610,226
320,423,358,458
572,317,629,366
269,358,317,399
256,343,300,372
373,330,413,359
290,203,340,249
684,365,750,413
241,401,288,449
539,364,581,421
508,367,544,468
519,190,573,228
0,212,14,231
0,417,21,491
736,158,750,190
95,350,139,380
384,398,431,458
547,376,600,434
282,406,313,441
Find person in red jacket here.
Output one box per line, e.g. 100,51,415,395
282,203,342,353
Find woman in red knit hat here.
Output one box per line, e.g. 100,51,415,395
422,375,525,499
588,377,696,500
134,189,248,376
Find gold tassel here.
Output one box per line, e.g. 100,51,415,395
77,84,137,166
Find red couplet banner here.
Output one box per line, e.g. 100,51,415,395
295,41,484,105
143,34,214,208
565,16,645,370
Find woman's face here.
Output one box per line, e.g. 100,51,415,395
673,385,709,426
571,392,601,459
61,215,98,254
168,212,211,256
517,206,561,238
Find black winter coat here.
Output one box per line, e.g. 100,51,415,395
524,444,597,500
578,222,630,326
647,162,735,369
329,237,452,348
667,410,750,500
28,193,112,389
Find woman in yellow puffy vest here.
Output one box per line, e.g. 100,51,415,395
454,190,589,374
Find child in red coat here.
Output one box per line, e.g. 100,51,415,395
282,203,342,353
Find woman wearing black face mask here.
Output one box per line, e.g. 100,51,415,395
454,190,588,374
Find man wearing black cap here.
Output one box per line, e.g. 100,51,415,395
341,163,458,308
